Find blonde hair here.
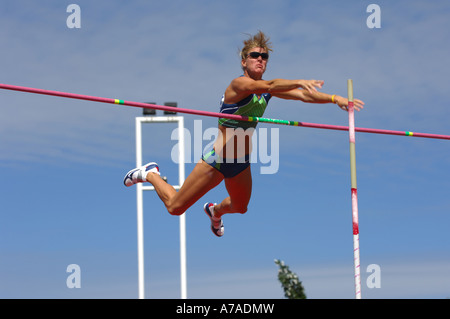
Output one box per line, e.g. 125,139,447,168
239,30,273,61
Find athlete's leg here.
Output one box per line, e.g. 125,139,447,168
146,160,224,216
213,165,252,218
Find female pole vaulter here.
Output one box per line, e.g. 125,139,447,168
123,31,364,237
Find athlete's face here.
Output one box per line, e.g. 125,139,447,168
241,47,268,79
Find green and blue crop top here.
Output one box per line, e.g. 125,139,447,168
218,92,271,129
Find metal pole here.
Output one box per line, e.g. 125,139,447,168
135,118,145,299
348,79,361,299
178,117,187,299
135,116,186,299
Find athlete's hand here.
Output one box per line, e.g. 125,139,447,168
335,96,365,111
299,80,324,94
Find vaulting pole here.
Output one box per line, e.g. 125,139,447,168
347,79,361,299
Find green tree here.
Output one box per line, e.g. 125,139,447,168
274,259,307,299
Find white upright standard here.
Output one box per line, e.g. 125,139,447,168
135,116,186,299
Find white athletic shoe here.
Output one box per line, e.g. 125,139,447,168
204,202,224,237
123,162,160,187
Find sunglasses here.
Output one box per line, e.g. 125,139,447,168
247,52,269,60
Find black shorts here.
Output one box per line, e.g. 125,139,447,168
201,148,250,178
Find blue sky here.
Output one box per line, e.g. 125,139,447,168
1,0,450,299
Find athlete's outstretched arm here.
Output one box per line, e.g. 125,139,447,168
224,76,323,104
272,89,364,111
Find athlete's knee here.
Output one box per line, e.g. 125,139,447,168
167,205,185,216
166,201,186,216
238,208,248,214
168,208,184,216
233,204,248,214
